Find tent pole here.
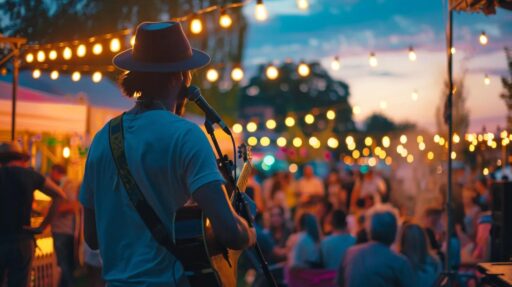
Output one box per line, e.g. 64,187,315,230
11,45,19,141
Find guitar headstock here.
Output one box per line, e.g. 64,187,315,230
238,143,252,163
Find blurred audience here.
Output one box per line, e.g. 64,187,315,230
286,213,322,269
296,165,324,204
320,210,355,269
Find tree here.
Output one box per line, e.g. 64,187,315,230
500,47,512,130
436,76,470,138
364,113,397,134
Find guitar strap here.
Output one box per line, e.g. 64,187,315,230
109,113,178,255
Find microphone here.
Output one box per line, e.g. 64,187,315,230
186,85,232,136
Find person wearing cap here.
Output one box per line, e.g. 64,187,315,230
80,21,255,286
0,141,66,287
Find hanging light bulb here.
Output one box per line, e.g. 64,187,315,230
110,38,121,52
369,52,378,67
246,121,257,133
63,146,71,159
292,137,303,148
255,0,268,22
231,66,244,82
411,90,419,101
450,47,456,55
266,119,277,129
304,114,315,124
71,71,81,82
50,70,59,80
352,105,361,115
92,71,102,83
408,46,416,61
37,51,45,62
32,69,41,79
266,65,279,80
326,110,336,120
331,56,341,71
479,31,488,46
219,9,233,28
276,137,287,147
25,53,34,63
297,62,310,77
92,43,103,55
296,0,309,11
232,123,243,134
484,74,490,85
379,100,387,110
77,44,86,57
190,16,203,34
49,50,57,60
63,47,72,60
206,68,219,82
130,36,136,47
285,116,295,127
327,137,339,149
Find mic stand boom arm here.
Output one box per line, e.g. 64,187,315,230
203,119,278,287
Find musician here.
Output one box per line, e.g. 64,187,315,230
80,22,256,286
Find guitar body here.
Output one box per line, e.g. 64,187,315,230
172,144,252,287
173,206,241,287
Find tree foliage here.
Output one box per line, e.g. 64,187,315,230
500,47,512,130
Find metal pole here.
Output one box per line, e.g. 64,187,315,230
445,4,454,283
11,46,19,141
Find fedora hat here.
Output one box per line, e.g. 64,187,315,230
0,141,30,162
113,21,210,72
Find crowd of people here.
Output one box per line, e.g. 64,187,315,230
239,162,495,287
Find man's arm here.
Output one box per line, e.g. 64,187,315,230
192,181,256,250
83,207,99,250
37,178,67,231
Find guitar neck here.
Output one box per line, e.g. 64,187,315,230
236,161,252,193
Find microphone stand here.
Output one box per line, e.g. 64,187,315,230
204,118,278,287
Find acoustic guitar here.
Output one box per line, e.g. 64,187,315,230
172,144,253,287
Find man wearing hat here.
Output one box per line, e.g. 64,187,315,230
0,141,66,286
80,22,255,286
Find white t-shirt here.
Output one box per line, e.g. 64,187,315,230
79,110,224,286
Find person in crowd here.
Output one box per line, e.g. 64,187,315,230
320,210,355,269
474,176,490,211
422,208,445,264
354,213,368,244
399,224,441,287
267,205,292,251
357,168,387,206
246,170,264,212
296,165,324,204
462,187,481,241
340,169,356,212
286,212,322,269
337,204,414,287
269,180,289,216
49,164,81,287
0,141,66,287
325,169,344,210
262,172,280,208
317,200,334,235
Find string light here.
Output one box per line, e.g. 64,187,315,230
92,71,102,83
345,136,355,145
232,123,243,134
304,113,315,124
260,136,270,147
130,36,136,47
219,10,233,28
382,136,390,148
297,62,310,77
63,47,72,60
479,31,488,46
277,137,287,147
77,44,86,57
110,38,121,52
309,136,321,149
50,70,59,80
25,53,34,63
49,50,57,60
327,137,339,149
32,69,41,79
407,154,414,163
326,110,336,120
419,142,426,151
411,90,419,101
190,16,203,34
484,74,490,85
352,150,360,159
285,116,296,127
266,65,279,80
206,68,219,82
400,135,407,144
408,46,416,61
265,119,277,129
331,56,341,71
450,47,456,54
37,51,45,62
369,52,378,67
255,0,268,22
451,151,457,160
453,133,460,143
296,0,309,10
231,66,244,82
71,71,81,82
385,157,392,165
352,105,361,115
364,137,373,146
248,136,258,146
379,100,387,110
63,147,71,159
292,137,303,148
92,43,103,55
482,168,489,176
246,121,257,133
289,163,298,173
